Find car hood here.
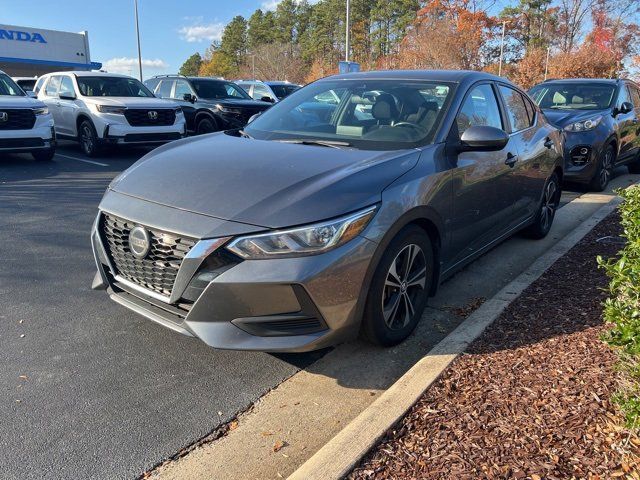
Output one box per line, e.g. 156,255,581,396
198,98,272,109
541,108,609,128
110,132,421,229
85,97,179,108
0,95,46,109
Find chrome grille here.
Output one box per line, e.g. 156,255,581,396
100,213,197,297
0,109,36,130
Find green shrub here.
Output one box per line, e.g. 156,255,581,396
598,185,640,428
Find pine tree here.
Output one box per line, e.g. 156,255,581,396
178,52,202,76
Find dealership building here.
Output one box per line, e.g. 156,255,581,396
0,24,101,77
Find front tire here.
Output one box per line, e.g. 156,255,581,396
196,116,218,135
78,120,102,157
589,145,614,192
31,148,55,161
362,226,433,347
523,173,561,239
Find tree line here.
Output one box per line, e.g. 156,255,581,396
178,0,639,88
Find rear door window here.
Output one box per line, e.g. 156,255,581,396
45,76,61,97
156,79,174,98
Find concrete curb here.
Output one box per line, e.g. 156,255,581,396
288,195,622,480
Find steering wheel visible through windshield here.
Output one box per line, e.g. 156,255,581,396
244,79,454,150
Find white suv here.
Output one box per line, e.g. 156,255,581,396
37,71,186,156
0,70,56,161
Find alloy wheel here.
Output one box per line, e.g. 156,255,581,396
599,149,613,188
81,125,94,154
382,244,427,330
540,179,558,232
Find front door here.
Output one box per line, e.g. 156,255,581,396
57,76,78,136
448,82,519,267
172,79,198,131
616,84,639,162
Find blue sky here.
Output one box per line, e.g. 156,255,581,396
1,0,287,78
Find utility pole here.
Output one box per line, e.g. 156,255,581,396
134,0,143,81
544,46,551,80
345,0,350,62
498,21,506,77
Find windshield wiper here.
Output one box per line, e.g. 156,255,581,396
276,139,352,149
238,129,253,139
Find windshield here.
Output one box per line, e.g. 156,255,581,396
76,76,153,97
529,82,615,110
191,80,251,100
269,84,299,99
0,74,25,96
245,79,454,150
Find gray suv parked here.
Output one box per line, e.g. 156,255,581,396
92,70,563,352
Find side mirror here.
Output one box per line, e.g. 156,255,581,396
26,90,37,98
617,101,633,115
459,125,509,152
59,92,76,100
260,96,275,103
183,93,196,103
247,112,262,124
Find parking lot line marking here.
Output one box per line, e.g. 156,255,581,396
55,154,109,167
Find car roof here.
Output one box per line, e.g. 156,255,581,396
326,69,505,83
264,81,297,86
42,71,135,79
539,78,621,85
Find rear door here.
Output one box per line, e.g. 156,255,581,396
448,82,520,266
41,76,63,132
56,76,78,136
497,84,550,220
171,79,198,130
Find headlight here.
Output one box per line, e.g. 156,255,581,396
96,105,126,114
32,107,48,116
226,206,377,259
564,115,603,132
215,104,241,115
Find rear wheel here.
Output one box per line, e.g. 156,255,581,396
362,226,433,347
31,148,55,161
523,173,561,239
589,145,614,192
78,120,102,157
196,116,217,135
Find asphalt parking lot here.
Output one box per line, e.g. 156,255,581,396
0,142,631,479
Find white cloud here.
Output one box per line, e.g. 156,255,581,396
178,22,224,43
262,0,319,11
103,57,169,74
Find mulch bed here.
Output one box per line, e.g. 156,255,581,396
349,212,640,480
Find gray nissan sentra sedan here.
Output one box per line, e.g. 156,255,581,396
91,70,564,352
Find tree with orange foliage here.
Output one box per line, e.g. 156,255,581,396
392,0,499,71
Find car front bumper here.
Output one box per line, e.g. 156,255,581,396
0,122,56,153
90,203,377,352
561,130,606,184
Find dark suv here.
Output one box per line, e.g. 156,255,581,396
144,75,272,135
530,78,640,191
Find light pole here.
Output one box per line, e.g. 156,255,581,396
134,0,143,81
345,0,350,62
498,20,506,77
544,46,551,80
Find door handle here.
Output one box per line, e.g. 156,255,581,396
505,153,518,167
544,137,554,149
55,102,61,107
